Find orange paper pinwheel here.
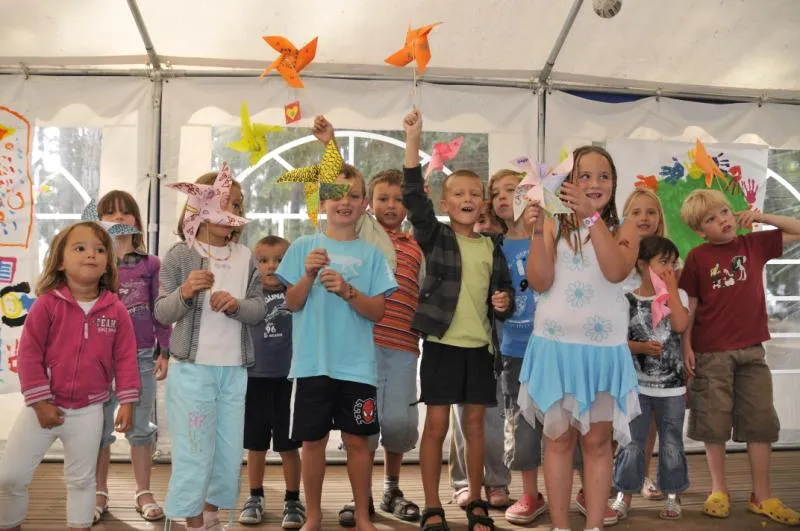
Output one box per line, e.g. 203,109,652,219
260,36,318,88
385,23,441,75
693,139,727,188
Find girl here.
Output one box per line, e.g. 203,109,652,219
93,191,172,523
519,146,640,531
0,221,139,531
612,235,690,520
154,167,265,530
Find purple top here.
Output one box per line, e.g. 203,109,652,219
118,252,171,353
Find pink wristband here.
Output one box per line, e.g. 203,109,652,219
582,211,601,229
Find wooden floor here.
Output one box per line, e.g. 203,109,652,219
22,451,800,530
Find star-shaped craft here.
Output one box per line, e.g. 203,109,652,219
511,155,574,220
690,138,727,188
276,140,345,227
385,23,441,75
227,102,283,166
81,199,141,236
166,162,249,248
424,136,463,180
260,36,318,88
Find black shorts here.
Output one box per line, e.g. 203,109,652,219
419,341,497,406
244,377,301,452
289,376,380,441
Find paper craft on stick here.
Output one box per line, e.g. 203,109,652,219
385,23,441,75
691,138,727,188
227,102,283,166
650,269,671,328
284,101,302,124
276,140,344,227
166,162,249,249
424,136,463,180
81,199,140,237
511,155,574,220
260,36,318,88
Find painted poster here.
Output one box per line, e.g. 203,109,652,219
608,139,768,258
0,107,37,394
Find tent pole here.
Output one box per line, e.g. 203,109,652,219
537,87,546,161
126,0,161,70
539,0,585,85
147,73,163,254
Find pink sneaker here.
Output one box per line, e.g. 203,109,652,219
505,493,548,525
575,489,619,527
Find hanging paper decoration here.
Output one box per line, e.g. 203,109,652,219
227,102,283,166
260,36,318,88
688,138,728,188
284,101,302,124
424,136,463,180
276,140,345,227
385,23,441,75
510,155,574,220
81,199,141,237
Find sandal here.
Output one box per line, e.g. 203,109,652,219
703,491,730,519
338,497,374,528
484,486,512,509
465,499,495,531
380,486,420,522
134,490,165,522
610,492,630,521
420,507,449,531
641,476,664,500
748,495,800,526
659,493,682,520
452,486,471,508
93,491,109,524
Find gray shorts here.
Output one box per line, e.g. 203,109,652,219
367,345,420,453
500,356,543,471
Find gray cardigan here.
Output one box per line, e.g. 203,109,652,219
154,241,266,367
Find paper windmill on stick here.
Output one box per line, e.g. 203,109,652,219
81,199,141,236
424,136,463,180
276,140,347,227
227,102,283,166
510,155,574,220
260,35,318,88
691,138,728,188
650,269,672,328
385,23,441,75
166,162,249,249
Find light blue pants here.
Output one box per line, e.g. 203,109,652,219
164,362,246,518
101,348,158,448
367,346,420,454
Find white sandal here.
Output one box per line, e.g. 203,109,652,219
659,493,682,520
135,490,165,521
94,491,109,524
611,492,631,521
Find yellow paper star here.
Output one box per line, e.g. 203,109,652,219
227,102,283,166
277,140,345,226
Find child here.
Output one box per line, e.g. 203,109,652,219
519,146,640,531
0,221,139,531
679,189,800,526
93,190,171,523
612,235,690,520
238,235,305,529
154,166,265,530
275,143,397,531
486,169,549,525
402,109,514,531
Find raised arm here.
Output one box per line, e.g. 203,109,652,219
401,109,440,247
741,210,800,245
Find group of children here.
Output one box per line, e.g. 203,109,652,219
0,109,799,531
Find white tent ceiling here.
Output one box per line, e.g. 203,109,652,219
3,0,800,101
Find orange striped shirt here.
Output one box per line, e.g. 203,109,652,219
374,230,423,354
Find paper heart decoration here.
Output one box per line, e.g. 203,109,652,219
511,155,574,220
650,268,671,328
285,101,302,124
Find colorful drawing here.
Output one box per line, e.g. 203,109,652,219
227,102,283,166
0,256,16,283
260,36,318,88
385,23,441,75
424,136,463,180
0,281,35,327
0,107,33,248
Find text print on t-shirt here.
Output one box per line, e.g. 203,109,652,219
263,292,290,338
710,255,747,290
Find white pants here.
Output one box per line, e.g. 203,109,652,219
0,403,103,528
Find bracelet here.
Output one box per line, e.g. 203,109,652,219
582,211,601,229
344,284,357,302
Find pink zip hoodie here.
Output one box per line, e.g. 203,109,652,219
18,285,140,408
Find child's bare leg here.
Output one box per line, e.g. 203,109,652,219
747,442,771,502
280,449,301,492
94,446,111,510
644,415,657,476
544,428,578,529
131,444,159,509
521,469,539,498
580,421,613,530
461,405,486,504
300,437,328,531
342,433,377,531
705,442,728,494
420,405,450,523
384,450,402,480
247,450,267,491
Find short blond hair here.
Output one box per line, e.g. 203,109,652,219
680,189,731,231
623,187,667,237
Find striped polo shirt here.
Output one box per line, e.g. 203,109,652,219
374,230,423,354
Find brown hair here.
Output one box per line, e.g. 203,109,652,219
256,235,290,248
37,221,119,296
176,171,245,242
338,163,367,198
97,190,146,252
441,169,484,197
622,187,667,237
367,168,403,204
487,168,525,232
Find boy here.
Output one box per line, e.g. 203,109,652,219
679,189,800,526
275,117,398,531
402,109,514,531
238,235,305,529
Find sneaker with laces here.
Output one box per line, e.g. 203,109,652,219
239,495,264,525
282,499,306,529
505,492,548,525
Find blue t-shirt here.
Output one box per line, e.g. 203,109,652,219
275,234,398,386
500,237,536,357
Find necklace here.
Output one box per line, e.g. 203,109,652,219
203,242,233,262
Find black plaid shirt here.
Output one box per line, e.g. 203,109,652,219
402,166,514,356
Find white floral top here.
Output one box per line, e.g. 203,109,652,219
534,230,629,347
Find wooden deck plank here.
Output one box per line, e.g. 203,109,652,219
21,451,800,530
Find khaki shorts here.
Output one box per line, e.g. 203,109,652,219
688,345,780,444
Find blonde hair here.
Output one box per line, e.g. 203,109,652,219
37,221,119,296
680,189,731,231
623,187,667,237
176,171,245,242
97,190,146,252
441,169,484,197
